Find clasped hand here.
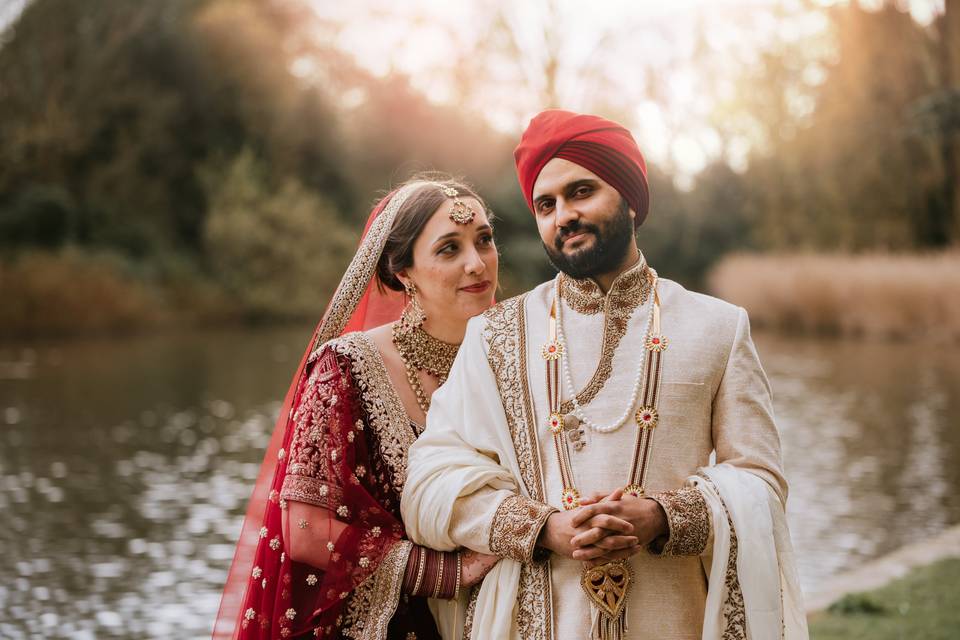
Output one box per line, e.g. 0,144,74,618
539,489,668,567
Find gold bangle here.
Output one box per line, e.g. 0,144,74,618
453,552,463,600
432,553,445,599
412,547,426,597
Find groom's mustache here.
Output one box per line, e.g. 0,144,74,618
555,220,601,250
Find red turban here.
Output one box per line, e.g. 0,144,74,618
514,109,650,226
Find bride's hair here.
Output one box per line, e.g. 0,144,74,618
375,172,489,292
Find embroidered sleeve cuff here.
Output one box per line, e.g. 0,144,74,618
648,487,710,556
280,475,343,510
488,494,557,564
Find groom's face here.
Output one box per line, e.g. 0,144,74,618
531,158,636,280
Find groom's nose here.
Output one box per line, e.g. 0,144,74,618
555,198,581,229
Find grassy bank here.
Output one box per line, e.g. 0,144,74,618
810,557,960,639
708,252,960,340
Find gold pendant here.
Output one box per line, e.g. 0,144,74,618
581,560,631,620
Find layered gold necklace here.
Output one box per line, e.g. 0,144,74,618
392,322,460,412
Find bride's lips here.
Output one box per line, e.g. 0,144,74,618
460,280,491,294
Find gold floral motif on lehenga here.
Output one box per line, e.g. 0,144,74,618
481,296,553,640
281,348,347,508
558,258,654,414
489,495,557,564
340,540,413,640
648,486,711,556
328,333,418,496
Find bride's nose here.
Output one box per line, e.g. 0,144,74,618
463,248,486,275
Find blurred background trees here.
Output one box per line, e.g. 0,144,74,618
0,0,957,334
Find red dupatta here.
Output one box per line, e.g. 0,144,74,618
213,185,421,639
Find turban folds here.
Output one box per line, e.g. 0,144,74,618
514,109,650,226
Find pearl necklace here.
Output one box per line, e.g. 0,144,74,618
554,275,657,434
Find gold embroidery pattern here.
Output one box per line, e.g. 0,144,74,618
462,585,480,639
340,540,413,640
648,486,711,556
558,260,654,413
699,476,746,639
280,476,342,510
489,495,557,564
560,256,650,316
330,333,417,497
481,296,553,640
281,348,346,507
313,183,422,349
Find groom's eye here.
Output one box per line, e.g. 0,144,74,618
537,199,555,214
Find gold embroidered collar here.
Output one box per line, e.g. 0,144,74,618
557,255,654,413
559,254,652,316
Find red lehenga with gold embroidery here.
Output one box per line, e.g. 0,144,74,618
213,185,457,640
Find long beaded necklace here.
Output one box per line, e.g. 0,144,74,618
541,275,669,640
555,273,658,434
391,323,460,413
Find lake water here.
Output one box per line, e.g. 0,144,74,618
1,326,958,638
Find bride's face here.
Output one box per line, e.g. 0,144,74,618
404,197,498,326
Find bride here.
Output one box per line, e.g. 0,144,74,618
214,176,501,639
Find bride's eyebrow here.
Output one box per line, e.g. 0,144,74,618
432,222,493,246
431,231,461,247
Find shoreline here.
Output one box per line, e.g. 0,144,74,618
806,524,960,613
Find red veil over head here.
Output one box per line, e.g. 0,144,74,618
213,184,420,639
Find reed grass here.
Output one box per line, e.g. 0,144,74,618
707,252,960,341
0,248,255,339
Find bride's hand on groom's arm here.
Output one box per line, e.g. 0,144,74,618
459,549,500,588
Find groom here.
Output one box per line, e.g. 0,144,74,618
401,110,806,639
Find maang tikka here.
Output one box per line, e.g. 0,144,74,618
441,185,476,225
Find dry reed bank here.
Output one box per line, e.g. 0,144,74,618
0,250,240,339
708,252,960,341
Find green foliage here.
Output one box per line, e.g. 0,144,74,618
810,557,960,640
827,593,888,616
201,149,356,319
0,184,79,248
737,3,955,252
0,0,957,336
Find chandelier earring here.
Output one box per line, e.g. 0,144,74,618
399,280,427,334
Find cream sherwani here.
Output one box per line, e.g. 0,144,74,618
402,258,807,640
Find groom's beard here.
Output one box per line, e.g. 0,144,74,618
542,198,635,280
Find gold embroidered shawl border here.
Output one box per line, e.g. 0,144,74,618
325,333,418,496
340,540,413,640
481,295,553,640
697,475,749,640
557,259,654,414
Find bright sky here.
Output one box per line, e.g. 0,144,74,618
309,0,945,181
